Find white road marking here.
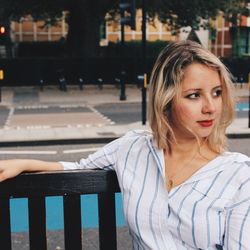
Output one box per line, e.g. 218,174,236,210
0,150,57,155
63,147,101,154
4,107,14,128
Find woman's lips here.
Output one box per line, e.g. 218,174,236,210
197,120,214,127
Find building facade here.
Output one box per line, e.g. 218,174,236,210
7,11,250,58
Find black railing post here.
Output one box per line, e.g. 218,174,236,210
138,74,147,125
64,195,82,250
78,77,84,90
28,197,47,250
142,73,147,125
39,79,44,91
98,192,117,250
0,198,11,250
120,70,127,100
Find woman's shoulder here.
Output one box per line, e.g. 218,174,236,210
115,129,153,149
121,129,152,140
222,151,250,182
221,151,250,172
221,152,250,206
222,151,250,163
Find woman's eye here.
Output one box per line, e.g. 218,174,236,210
213,89,222,97
186,93,200,99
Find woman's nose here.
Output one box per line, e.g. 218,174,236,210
202,98,216,114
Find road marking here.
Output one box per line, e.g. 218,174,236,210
4,107,14,128
87,105,115,125
63,147,101,154
0,150,57,155
17,105,49,109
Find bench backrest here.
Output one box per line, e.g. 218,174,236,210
0,169,120,250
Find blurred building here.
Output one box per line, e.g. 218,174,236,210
6,10,250,58
10,14,68,42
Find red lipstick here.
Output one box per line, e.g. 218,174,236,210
197,120,214,127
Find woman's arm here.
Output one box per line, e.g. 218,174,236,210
0,159,63,182
0,134,125,182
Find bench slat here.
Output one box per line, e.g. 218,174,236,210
0,198,12,250
0,170,120,197
63,195,82,250
98,192,117,250
28,197,47,250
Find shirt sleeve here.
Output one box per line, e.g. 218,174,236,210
224,161,250,249
59,137,121,171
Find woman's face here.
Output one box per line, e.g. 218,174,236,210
170,63,223,141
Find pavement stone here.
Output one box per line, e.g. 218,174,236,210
0,84,249,143
12,227,132,250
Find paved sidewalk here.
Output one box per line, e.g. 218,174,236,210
12,227,132,250
0,84,249,144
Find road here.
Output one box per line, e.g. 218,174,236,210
0,138,249,161
0,102,248,129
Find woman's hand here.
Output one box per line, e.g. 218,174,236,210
0,159,27,182
0,159,63,182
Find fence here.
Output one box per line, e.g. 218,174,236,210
0,57,154,86
0,56,249,86
0,169,121,250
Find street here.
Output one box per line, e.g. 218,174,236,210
0,138,249,161
0,102,248,129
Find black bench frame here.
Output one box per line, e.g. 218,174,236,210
0,169,121,250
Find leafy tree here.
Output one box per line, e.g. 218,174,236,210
0,0,118,57
0,0,249,57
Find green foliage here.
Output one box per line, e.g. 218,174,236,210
222,0,250,26
0,0,67,25
146,0,228,31
0,0,247,30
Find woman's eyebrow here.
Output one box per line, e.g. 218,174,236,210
183,84,222,93
213,85,222,89
182,88,201,93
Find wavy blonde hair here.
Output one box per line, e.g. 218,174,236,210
148,40,235,153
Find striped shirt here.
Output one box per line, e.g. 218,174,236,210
60,130,250,250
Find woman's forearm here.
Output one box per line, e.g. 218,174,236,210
0,159,64,182
24,159,64,172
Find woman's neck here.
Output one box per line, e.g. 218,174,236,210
168,138,202,157
167,137,219,163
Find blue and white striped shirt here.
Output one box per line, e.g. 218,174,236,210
61,130,250,250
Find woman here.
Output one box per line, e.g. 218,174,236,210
0,40,249,249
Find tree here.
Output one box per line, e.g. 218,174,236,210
0,0,248,58
0,0,118,57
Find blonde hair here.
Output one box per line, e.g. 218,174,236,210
148,40,235,153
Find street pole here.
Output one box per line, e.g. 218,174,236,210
248,73,250,128
142,74,147,125
120,8,127,101
248,86,250,128
142,0,146,62
141,0,147,125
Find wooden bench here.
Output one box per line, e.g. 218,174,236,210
0,169,121,250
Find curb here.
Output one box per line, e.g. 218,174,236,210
0,137,119,147
0,133,249,147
